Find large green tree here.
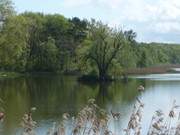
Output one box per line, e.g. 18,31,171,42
0,15,29,71
84,21,126,80
21,12,46,71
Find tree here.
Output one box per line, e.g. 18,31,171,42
0,0,14,22
124,30,137,44
21,12,46,70
43,14,70,46
0,15,29,71
43,14,71,71
118,43,137,68
68,17,87,46
85,21,125,81
30,37,58,71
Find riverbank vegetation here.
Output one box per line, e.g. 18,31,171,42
1,0,180,80
19,98,180,135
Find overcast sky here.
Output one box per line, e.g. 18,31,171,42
12,0,180,43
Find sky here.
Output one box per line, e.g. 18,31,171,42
12,0,180,43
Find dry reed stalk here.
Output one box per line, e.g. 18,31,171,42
19,96,180,135
21,110,37,135
46,99,110,135
124,97,144,135
147,100,180,135
175,113,180,135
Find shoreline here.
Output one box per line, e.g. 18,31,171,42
124,64,180,75
1,64,180,79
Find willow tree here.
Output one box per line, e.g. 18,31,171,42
85,21,125,81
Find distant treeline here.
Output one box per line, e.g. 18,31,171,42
0,0,180,77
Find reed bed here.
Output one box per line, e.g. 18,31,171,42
18,97,180,135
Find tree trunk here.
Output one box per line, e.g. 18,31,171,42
99,68,108,81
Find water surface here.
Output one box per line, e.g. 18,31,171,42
0,74,180,135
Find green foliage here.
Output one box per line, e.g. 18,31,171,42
29,37,58,72
80,21,126,80
0,0,15,22
0,1,180,77
18,12,87,72
68,17,87,44
118,42,137,68
43,14,70,44
0,15,29,71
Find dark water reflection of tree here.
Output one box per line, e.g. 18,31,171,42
0,75,145,135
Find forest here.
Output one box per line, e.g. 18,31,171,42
1,0,180,80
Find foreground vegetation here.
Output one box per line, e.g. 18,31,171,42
1,0,180,80
18,98,180,135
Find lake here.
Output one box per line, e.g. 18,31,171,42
1,74,180,135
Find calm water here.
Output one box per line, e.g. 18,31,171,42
1,74,180,135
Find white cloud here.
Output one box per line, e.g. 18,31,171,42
145,0,180,33
61,0,180,42
112,0,180,22
61,0,180,21
152,22,180,33
62,0,92,8
146,0,180,21
97,0,123,9
113,0,180,34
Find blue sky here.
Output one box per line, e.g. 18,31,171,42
12,0,180,43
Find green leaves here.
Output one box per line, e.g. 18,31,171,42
0,6,179,75
79,21,125,79
0,0,15,22
38,37,58,71
0,15,29,71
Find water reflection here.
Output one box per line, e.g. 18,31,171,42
0,74,179,135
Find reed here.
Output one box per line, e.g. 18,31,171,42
124,97,144,135
21,108,37,135
19,97,180,135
